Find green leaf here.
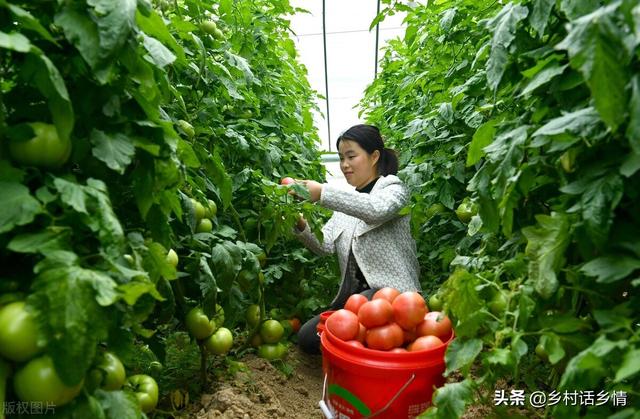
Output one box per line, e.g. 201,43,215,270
142,242,176,282
210,241,243,291
466,119,496,166
95,389,141,419
421,380,474,419
6,4,57,44
90,130,136,174
615,348,640,382
522,213,570,298
540,333,566,364
581,255,640,283
627,75,640,154
559,336,624,390
0,181,42,233
445,338,483,376
594,306,633,333
117,280,163,305
0,31,30,52
520,62,568,96
53,177,88,213
7,229,70,254
484,3,529,91
532,107,600,138
485,347,513,366
620,152,640,178
440,270,489,338
560,0,601,20
141,33,176,68
28,266,114,384
530,0,555,36
22,53,74,142
55,8,102,70
87,0,137,59
556,5,630,131
135,8,186,63
205,152,233,210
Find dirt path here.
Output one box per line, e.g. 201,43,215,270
191,346,325,418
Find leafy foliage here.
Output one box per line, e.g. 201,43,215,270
363,0,640,416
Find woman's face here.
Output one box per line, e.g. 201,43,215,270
338,139,380,189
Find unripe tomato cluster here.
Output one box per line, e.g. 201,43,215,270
185,305,233,356
0,301,158,412
246,304,300,361
325,287,453,352
190,197,218,233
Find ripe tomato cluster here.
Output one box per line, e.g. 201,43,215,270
325,287,453,352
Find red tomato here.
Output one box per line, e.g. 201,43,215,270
402,327,417,344
344,294,368,314
280,177,295,185
390,347,408,353
409,335,443,352
416,311,453,341
288,318,301,333
356,323,367,343
358,299,393,329
326,309,359,341
365,323,403,351
392,292,427,330
345,340,365,348
372,287,401,303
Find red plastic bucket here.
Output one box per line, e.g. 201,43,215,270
316,310,336,334
320,326,453,418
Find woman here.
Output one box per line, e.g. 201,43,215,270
293,124,420,354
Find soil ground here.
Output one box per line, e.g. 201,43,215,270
190,345,324,419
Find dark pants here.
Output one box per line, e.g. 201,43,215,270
298,288,379,355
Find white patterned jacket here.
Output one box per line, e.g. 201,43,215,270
295,174,421,306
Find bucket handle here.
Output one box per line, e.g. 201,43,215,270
321,372,416,418
367,373,415,418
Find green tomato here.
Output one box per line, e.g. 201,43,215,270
204,327,233,355
9,122,71,169
200,20,219,35
14,356,83,406
212,304,225,326
0,301,42,362
92,351,126,391
177,120,195,138
560,149,577,173
260,319,284,344
257,342,287,360
126,374,159,413
455,199,478,224
535,343,548,360
166,248,179,267
190,198,206,220
425,203,446,219
185,307,215,340
428,294,443,312
489,292,508,315
196,218,213,233
245,304,261,328
206,199,218,218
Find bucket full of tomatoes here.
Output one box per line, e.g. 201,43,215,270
318,288,454,419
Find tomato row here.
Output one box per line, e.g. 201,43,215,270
325,287,453,352
0,301,158,412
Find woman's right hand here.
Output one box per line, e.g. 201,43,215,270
296,214,307,232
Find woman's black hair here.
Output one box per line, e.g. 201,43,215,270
336,124,399,176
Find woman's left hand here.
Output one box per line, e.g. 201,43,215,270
302,180,323,202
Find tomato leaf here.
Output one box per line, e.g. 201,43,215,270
483,3,529,91
90,130,136,174
615,348,640,382
581,255,640,283
445,338,483,376
522,213,570,298
423,380,474,419
466,119,496,167
556,5,630,131
0,181,42,233
0,30,30,52
7,229,71,254
530,0,555,37
626,75,640,154
94,389,140,419
6,4,57,45
29,266,115,384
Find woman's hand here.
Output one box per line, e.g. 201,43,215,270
296,214,307,232
302,180,322,202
